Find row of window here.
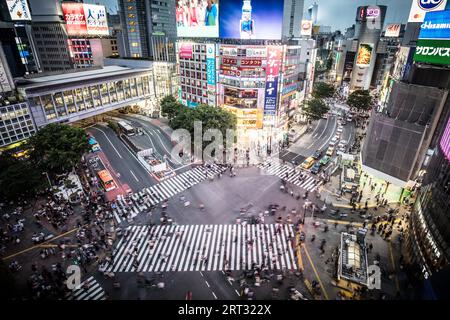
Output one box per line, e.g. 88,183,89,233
33,76,154,121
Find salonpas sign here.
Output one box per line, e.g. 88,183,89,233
414,39,450,65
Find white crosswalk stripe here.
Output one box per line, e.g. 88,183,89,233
65,276,107,300
258,160,322,192
111,164,227,223
106,224,299,272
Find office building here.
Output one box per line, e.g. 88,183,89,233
119,0,176,61
29,0,74,72
307,2,318,25
282,0,305,39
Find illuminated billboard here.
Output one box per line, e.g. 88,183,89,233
385,24,401,37
264,46,282,115
419,10,450,40
6,0,31,21
414,39,450,65
62,3,109,36
356,43,374,67
219,0,285,40
408,0,447,23
178,43,193,59
176,0,219,38
301,20,313,37
440,117,450,161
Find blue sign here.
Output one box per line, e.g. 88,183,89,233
264,77,279,115
206,58,215,85
419,0,446,10
187,100,198,108
420,10,450,39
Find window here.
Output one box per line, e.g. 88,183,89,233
131,42,139,47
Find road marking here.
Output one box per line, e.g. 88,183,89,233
148,130,154,136
235,289,240,296
212,291,218,299
302,244,330,300
90,126,123,159
2,227,79,261
205,280,210,288
129,169,140,182
318,116,338,151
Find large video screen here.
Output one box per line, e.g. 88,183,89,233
356,43,374,67
219,0,284,40
176,0,219,38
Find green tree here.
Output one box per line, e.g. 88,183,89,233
302,98,330,121
160,95,183,123
107,120,119,134
347,90,373,112
312,82,335,99
326,56,333,70
0,152,45,201
28,123,90,174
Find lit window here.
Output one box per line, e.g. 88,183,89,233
131,42,139,47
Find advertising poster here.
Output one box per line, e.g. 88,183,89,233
264,46,282,116
408,0,447,23
414,39,450,65
83,4,109,36
179,43,193,59
176,0,219,38
206,44,216,85
62,3,109,36
6,0,31,21
219,0,285,40
356,43,374,67
301,20,313,37
385,24,401,37
419,10,450,40
62,3,88,36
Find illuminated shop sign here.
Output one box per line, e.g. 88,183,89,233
263,46,282,116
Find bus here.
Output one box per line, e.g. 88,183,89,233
88,136,101,152
97,170,117,192
117,121,135,136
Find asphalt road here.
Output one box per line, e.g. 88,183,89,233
87,124,154,191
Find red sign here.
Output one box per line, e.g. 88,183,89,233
62,3,87,36
222,57,237,65
240,59,262,67
179,44,193,59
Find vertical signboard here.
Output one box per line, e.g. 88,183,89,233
440,117,450,161
206,44,216,106
0,58,12,93
6,0,31,21
301,20,313,37
264,46,282,116
356,43,374,67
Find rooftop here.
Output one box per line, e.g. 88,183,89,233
17,66,151,90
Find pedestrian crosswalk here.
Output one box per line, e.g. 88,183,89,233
66,276,107,300
112,164,227,223
106,224,299,273
258,160,322,192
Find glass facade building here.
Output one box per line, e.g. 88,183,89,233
0,102,36,147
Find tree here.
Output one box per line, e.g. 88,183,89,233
160,95,183,123
170,104,236,151
107,120,119,134
302,98,330,121
0,152,45,201
28,123,90,174
347,90,373,112
312,82,335,99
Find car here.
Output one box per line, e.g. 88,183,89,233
310,163,321,174
312,150,322,160
326,147,335,156
301,157,315,170
320,155,331,166
337,126,343,134
329,137,339,147
338,140,348,149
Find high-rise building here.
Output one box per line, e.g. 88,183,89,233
307,1,318,25
405,99,450,282
29,0,74,72
282,0,305,39
119,0,176,61
350,5,387,90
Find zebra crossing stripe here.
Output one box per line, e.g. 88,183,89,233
66,276,106,300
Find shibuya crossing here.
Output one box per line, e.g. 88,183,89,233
1,0,450,304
